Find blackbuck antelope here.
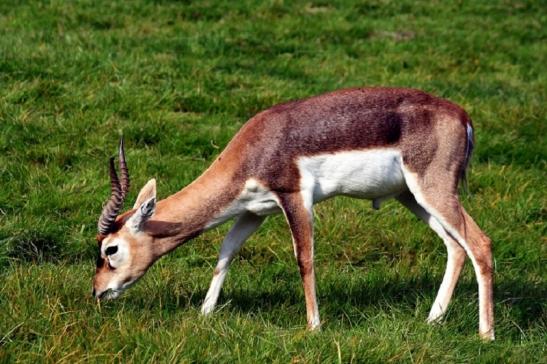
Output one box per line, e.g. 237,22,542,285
92,87,494,339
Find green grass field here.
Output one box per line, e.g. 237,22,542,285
1,0,545,362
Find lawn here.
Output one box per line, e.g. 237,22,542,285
0,0,545,362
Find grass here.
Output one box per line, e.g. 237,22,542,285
0,0,545,362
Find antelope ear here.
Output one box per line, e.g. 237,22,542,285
133,179,156,209
128,197,156,233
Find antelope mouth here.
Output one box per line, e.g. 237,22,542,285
97,288,123,301
96,278,140,301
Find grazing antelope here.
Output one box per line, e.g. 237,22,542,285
92,87,494,339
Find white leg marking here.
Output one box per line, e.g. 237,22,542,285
201,212,265,315
301,184,320,330
397,193,466,322
427,241,465,322
401,167,494,340
278,187,321,331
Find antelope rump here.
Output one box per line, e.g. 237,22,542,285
92,87,494,340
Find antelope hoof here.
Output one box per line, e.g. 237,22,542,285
201,303,215,316
307,319,321,331
426,314,443,324
479,329,495,341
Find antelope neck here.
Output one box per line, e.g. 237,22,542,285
148,163,244,256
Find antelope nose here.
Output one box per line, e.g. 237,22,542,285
92,288,96,298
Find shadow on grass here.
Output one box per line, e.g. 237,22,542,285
226,279,545,331
123,273,545,334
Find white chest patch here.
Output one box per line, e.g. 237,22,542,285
205,179,281,229
238,179,281,216
297,149,406,202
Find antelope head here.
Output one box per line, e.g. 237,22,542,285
92,139,158,300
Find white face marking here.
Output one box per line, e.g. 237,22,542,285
297,149,407,203
102,237,129,269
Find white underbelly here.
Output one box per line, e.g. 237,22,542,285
224,149,407,221
297,149,406,202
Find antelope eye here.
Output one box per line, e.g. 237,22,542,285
105,246,118,256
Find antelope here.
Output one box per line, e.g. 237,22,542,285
92,87,494,340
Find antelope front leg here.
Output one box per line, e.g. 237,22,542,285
278,192,320,330
201,212,265,315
